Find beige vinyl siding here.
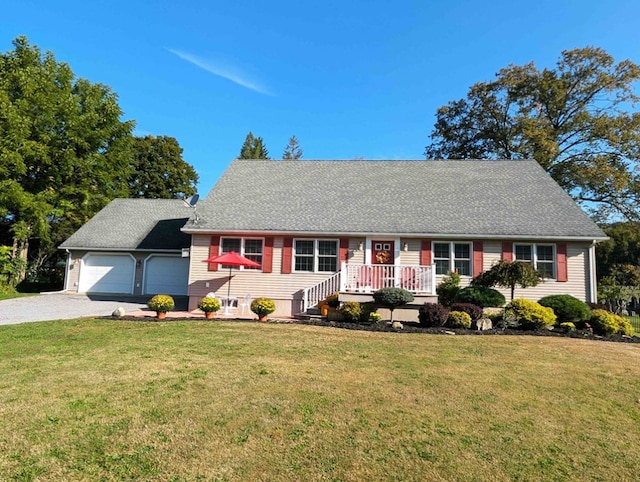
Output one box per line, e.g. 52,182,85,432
348,238,366,264
400,238,421,265
476,241,591,302
188,235,344,315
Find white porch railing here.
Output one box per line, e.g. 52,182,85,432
302,272,341,312
342,263,436,294
303,264,436,312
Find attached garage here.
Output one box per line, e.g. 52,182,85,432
78,253,135,294
143,255,189,296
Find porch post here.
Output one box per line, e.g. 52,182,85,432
339,262,347,292
431,264,437,295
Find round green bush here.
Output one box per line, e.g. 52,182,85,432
504,299,556,330
436,272,460,307
197,297,221,313
147,294,175,313
250,297,276,317
447,310,472,329
454,286,506,308
372,287,414,308
418,302,449,327
538,294,590,323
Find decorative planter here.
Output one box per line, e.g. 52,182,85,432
320,305,329,317
156,312,167,320
205,311,216,319
258,315,268,322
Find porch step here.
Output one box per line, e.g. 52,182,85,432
294,312,325,321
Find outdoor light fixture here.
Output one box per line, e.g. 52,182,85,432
358,241,364,251
403,243,408,251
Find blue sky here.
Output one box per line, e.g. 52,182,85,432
4,0,640,193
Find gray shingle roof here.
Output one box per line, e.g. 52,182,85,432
60,199,192,250
184,159,606,240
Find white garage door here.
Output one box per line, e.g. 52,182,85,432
78,254,135,294
143,256,189,296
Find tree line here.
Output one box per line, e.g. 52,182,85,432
0,37,198,289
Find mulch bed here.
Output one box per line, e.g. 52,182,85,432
104,315,639,343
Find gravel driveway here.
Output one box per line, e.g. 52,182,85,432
0,292,152,325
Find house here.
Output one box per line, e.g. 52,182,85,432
59,199,192,296
61,159,607,318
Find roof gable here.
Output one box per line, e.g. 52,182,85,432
60,199,192,250
185,159,605,240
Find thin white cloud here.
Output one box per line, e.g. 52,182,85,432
168,48,272,96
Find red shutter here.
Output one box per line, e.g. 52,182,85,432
262,237,274,273
502,242,513,262
208,235,220,271
339,238,349,266
420,239,432,265
473,241,484,277
282,237,293,274
556,243,568,282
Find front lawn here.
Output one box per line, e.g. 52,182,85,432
0,319,639,481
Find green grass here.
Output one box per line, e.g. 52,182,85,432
0,290,36,301
1,319,639,481
626,315,640,334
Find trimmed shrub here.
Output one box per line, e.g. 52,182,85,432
418,303,450,327
538,294,591,323
589,309,618,336
454,286,506,308
372,287,414,322
436,272,460,307
147,294,175,313
613,314,635,336
339,301,361,323
504,299,556,330
447,310,472,329
450,302,483,322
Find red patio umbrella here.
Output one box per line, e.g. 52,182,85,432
203,251,261,312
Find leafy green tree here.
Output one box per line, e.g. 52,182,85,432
425,47,640,221
128,135,198,198
238,132,269,159
472,260,544,301
0,36,134,283
282,135,303,159
596,222,640,284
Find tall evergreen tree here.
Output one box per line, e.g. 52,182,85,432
238,131,269,159
282,135,303,159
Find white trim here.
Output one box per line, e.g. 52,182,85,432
514,242,556,280
433,241,472,277
292,238,339,273
219,236,264,271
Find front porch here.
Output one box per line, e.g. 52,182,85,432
303,263,437,312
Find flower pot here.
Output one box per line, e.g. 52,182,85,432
205,311,216,319
320,305,329,317
258,315,268,322
156,312,166,320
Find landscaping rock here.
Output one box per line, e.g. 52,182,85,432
112,307,126,318
476,318,493,331
392,321,404,330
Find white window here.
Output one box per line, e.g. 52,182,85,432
514,243,555,278
433,242,471,276
294,239,338,273
220,237,263,270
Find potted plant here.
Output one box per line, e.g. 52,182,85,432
198,297,221,319
250,297,276,322
147,294,175,319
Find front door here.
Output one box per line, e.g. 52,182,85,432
371,241,394,289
